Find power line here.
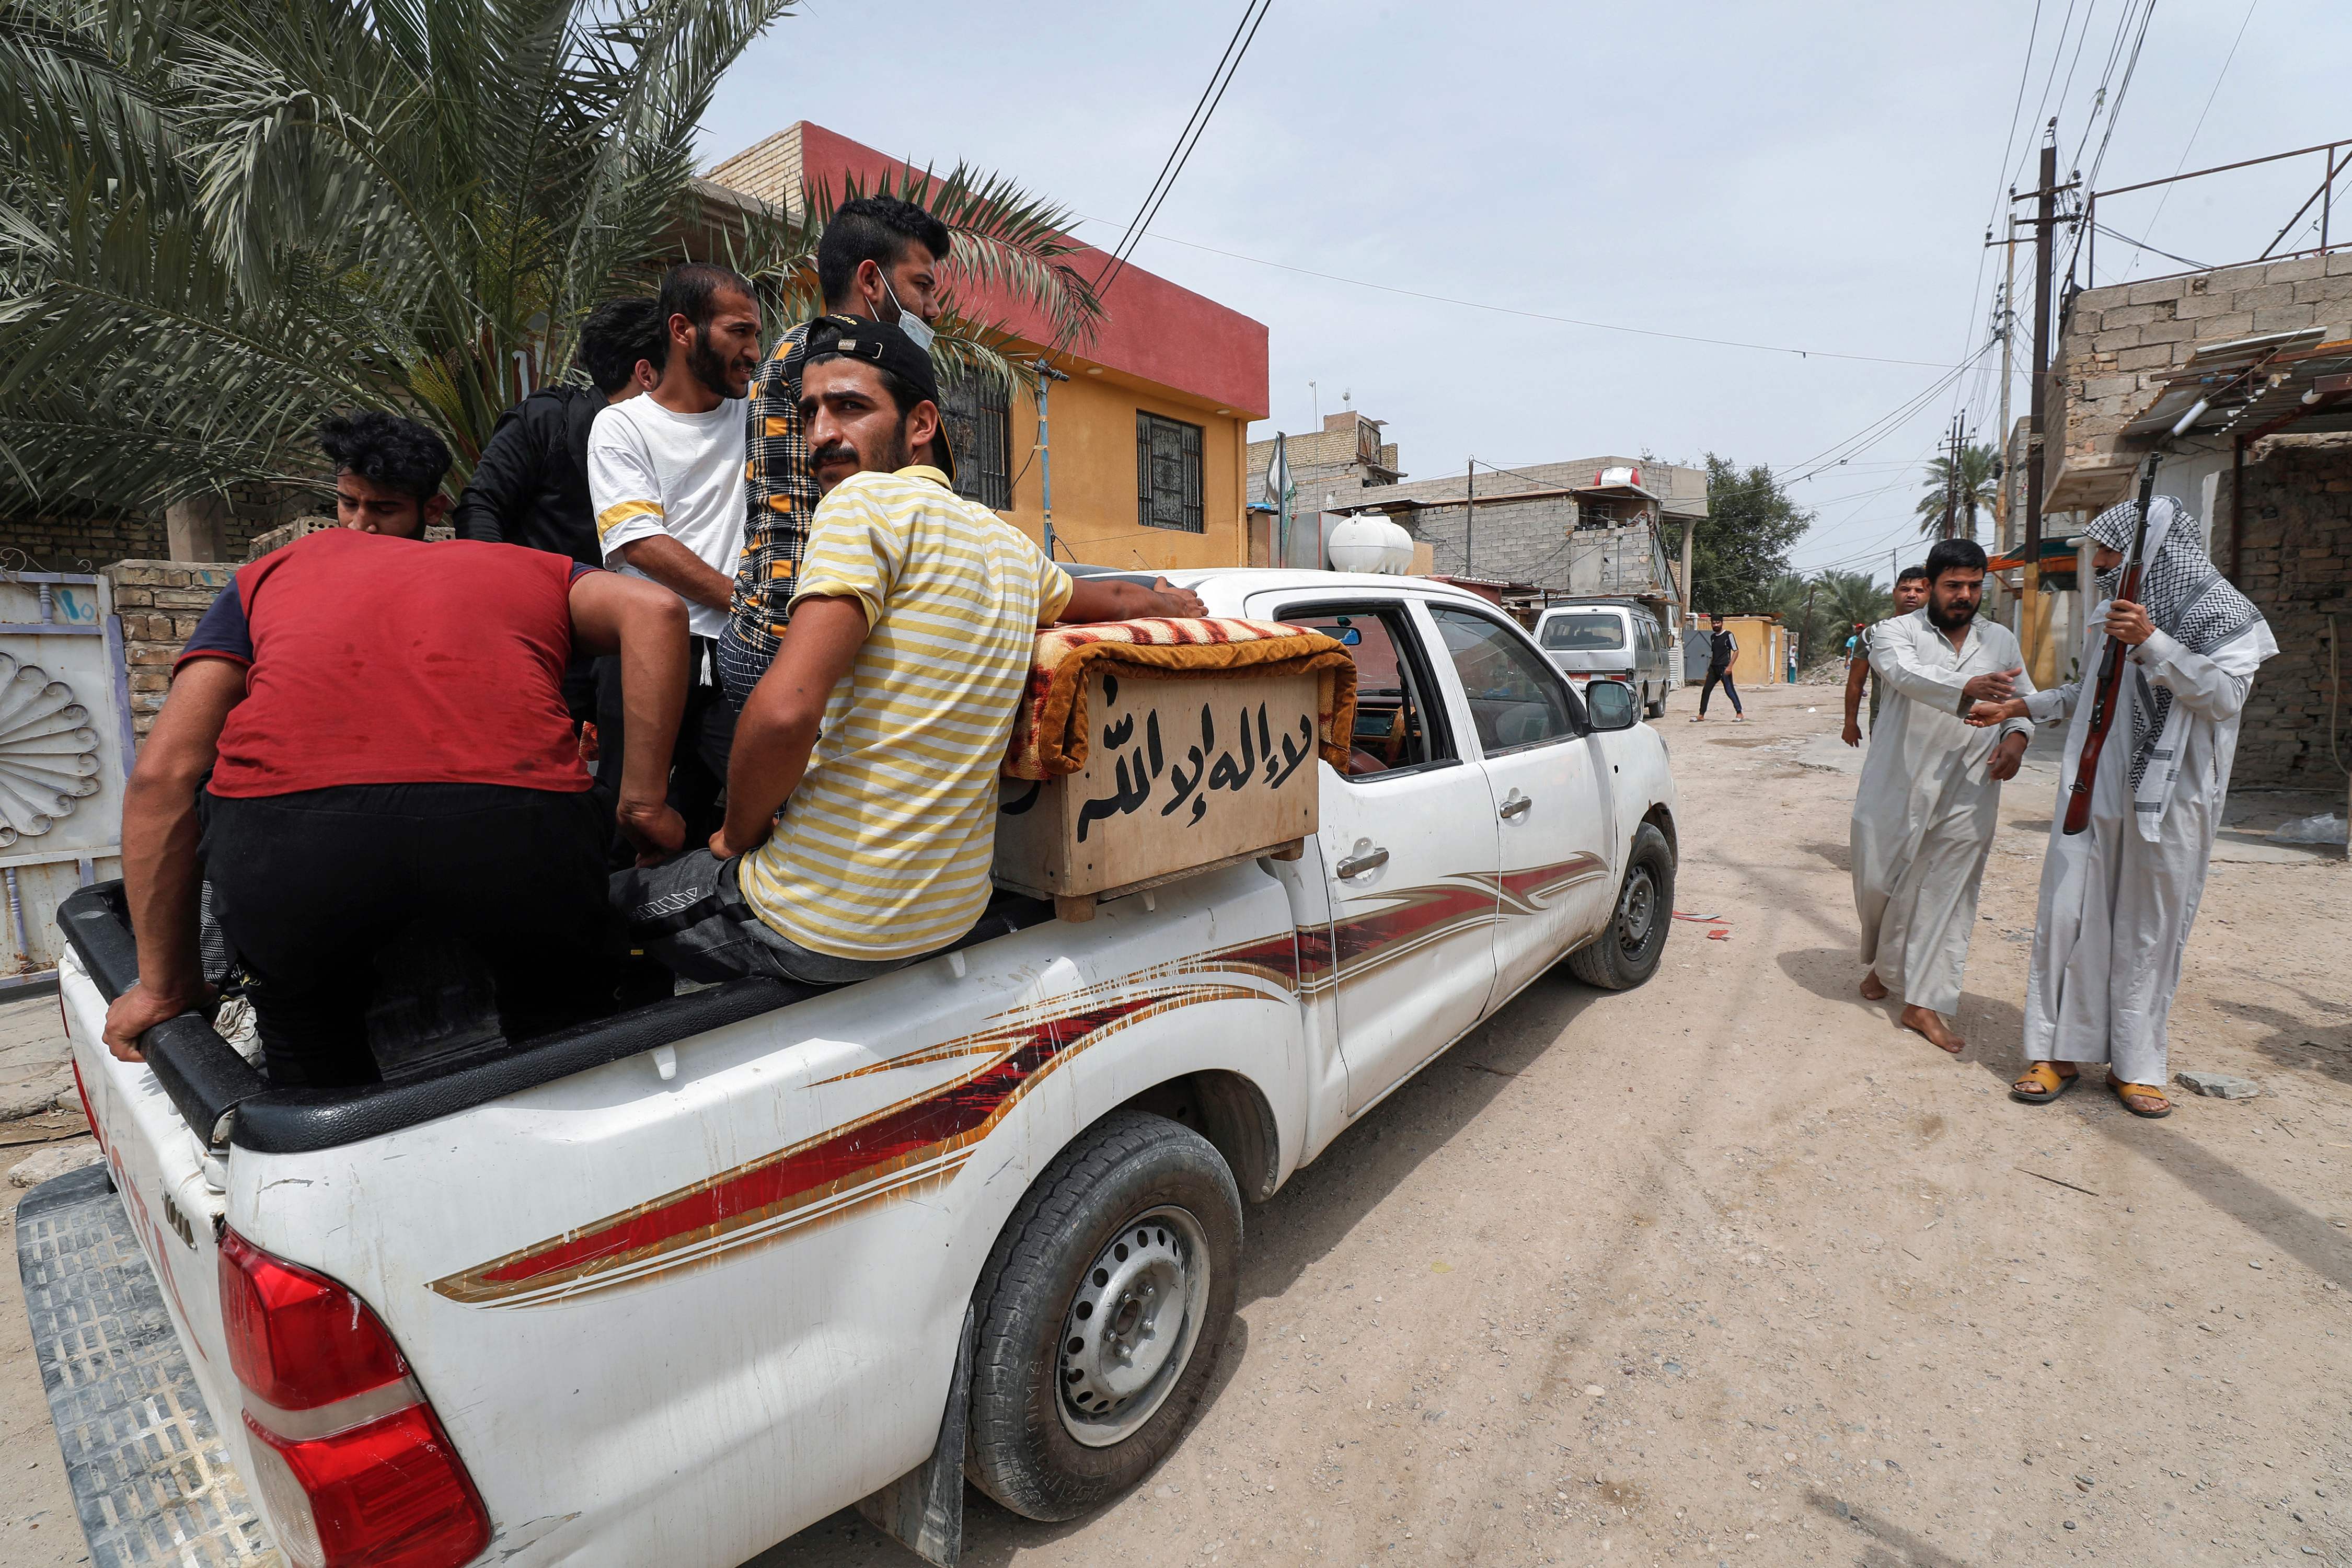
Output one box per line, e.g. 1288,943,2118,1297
1094,0,1273,305
2118,0,2258,282
1077,220,1974,370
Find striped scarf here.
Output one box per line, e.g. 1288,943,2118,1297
2083,494,2265,793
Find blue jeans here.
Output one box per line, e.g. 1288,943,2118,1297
1700,667,1742,716
609,849,913,988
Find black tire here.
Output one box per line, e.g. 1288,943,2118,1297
1566,821,1675,990
965,1111,1242,1521
1644,684,1665,719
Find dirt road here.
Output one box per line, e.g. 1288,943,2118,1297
6,679,2349,1566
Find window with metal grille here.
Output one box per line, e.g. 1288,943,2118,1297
940,370,1013,512
1136,412,1204,533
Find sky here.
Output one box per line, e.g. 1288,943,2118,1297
698,0,2346,584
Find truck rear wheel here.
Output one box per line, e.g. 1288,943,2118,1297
966,1111,1241,1521
1567,821,1674,990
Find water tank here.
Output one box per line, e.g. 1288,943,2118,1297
1325,514,1413,574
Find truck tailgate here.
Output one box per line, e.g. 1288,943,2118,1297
15,1161,276,1565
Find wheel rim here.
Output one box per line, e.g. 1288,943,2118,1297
1616,863,1658,958
1057,1205,1210,1448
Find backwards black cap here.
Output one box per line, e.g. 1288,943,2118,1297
803,314,955,479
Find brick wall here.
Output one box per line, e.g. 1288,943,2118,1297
100,560,235,742
2051,252,2352,469
2228,440,2352,790
6,509,168,572
5,482,304,573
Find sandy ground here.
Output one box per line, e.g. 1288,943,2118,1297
5,679,2349,1567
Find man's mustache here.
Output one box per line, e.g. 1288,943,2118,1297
810,442,859,468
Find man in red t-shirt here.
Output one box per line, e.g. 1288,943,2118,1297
102,413,692,1087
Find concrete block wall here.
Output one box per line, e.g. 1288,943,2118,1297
100,560,233,742
2226,441,2352,790
4,482,299,573
1403,498,1670,597
2051,252,2352,469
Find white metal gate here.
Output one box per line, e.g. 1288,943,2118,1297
0,571,133,991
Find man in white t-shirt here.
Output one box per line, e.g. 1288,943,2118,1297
586,263,762,841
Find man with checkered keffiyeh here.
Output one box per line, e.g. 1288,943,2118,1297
1969,495,2277,1117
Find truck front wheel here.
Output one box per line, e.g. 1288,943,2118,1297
966,1111,1242,1521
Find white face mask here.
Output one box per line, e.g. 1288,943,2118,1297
883,276,936,354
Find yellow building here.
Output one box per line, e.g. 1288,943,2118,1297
706,123,1270,572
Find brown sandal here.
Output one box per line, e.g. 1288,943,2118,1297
2105,1074,2172,1119
2011,1063,2077,1104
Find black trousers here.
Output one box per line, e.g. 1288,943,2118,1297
592,640,736,850
200,783,613,1089
1700,666,1743,716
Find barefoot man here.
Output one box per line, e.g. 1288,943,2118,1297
1971,496,2275,1116
1850,538,2033,1053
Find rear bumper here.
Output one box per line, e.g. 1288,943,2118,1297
14,1163,274,1566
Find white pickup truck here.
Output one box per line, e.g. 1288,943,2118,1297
28,570,1676,1568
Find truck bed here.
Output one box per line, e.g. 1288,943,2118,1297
14,1162,276,1567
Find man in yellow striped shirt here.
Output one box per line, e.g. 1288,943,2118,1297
612,320,1203,984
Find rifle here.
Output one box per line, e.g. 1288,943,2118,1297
2060,453,2161,836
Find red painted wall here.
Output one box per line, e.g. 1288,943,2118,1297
792,123,1270,419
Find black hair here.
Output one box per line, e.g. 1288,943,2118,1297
1896,564,1930,585
577,297,664,394
656,263,755,334
817,195,952,308
800,350,930,421
1923,538,1988,582
315,411,450,502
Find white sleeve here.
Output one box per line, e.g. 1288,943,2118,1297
1869,622,1969,716
586,409,667,564
2132,627,2266,721
1997,648,2036,743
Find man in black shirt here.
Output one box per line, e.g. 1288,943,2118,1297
1693,613,1745,722
453,297,665,564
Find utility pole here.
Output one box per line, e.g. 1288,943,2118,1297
1802,577,1819,675
1680,513,1697,646
1996,234,2015,551
2022,119,2060,685
1941,412,1961,540
1464,457,1475,577
1033,357,1069,561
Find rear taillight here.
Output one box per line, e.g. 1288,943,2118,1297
244,1406,490,1568
220,1229,409,1410
219,1229,489,1568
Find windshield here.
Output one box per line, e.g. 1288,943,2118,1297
1539,613,1626,651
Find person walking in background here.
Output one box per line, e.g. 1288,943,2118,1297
1843,565,1930,747
1692,613,1743,721
1974,497,2276,1118
586,262,762,841
1850,539,2032,1055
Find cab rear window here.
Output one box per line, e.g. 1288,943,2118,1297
1539,613,1626,651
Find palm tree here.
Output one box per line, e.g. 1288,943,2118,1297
1765,568,1887,668
0,0,1101,513
1913,441,2002,539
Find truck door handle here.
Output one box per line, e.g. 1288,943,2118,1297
1335,839,1389,879
1498,790,1532,820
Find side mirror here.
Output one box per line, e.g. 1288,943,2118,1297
1584,677,1639,732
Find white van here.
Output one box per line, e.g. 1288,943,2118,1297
1534,599,1672,719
